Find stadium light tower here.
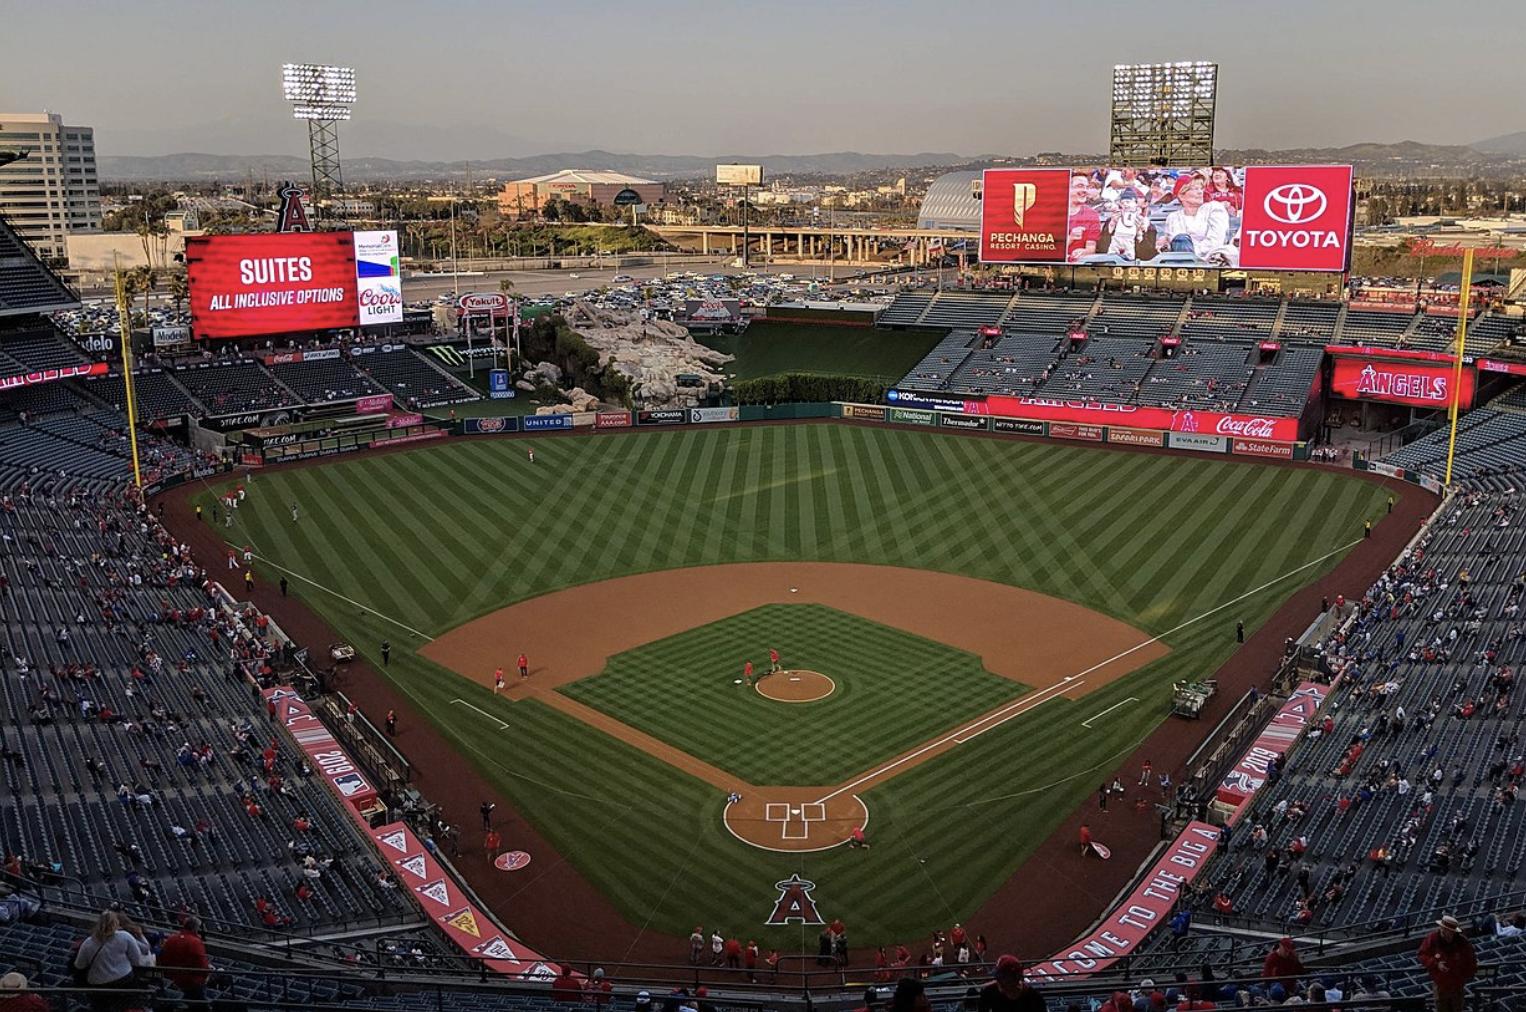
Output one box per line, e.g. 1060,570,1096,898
282,63,356,206
1109,62,1217,167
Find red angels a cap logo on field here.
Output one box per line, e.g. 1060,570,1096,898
1263,183,1327,225
494,851,532,872
765,873,824,926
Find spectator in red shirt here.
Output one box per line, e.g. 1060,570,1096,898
158,916,211,1000
1418,915,1477,1012
723,935,743,969
0,972,50,1012
1262,936,1305,990
550,965,583,1002
1066,175,1102,262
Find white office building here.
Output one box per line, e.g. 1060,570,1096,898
0,112,102,260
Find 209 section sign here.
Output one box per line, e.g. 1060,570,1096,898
186,231,402,339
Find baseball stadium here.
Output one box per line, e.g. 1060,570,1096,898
4,54,1526,1012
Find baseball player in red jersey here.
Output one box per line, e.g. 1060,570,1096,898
768,648,781,673
517,653,529,679
743,660,753,687
493,668,505,694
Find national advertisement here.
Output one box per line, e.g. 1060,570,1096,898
888,407,936,426
353,230,404,326
978,164,1353,272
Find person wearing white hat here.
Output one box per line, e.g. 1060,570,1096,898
1418,914,1477,1012
0,972,50,1012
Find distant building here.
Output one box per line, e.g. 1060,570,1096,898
498,169,665,216
0,112,102,260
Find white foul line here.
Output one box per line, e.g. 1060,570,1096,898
814,537,1362,806
1081,697,1140,728
449,698,509,730
224,539,436,642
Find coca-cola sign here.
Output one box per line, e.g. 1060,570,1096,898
1213,416,1280,438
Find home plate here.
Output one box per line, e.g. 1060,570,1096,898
790,807,801,815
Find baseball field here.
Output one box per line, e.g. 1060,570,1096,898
197,423,1394,952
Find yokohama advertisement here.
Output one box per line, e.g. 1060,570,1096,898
1027,822,1219,981
187,233,359,338
1329,357,1475,410
980,164,1352,271
979,396,1301,442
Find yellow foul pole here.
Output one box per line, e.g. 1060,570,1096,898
1442,248,1474,488
113,255,144,490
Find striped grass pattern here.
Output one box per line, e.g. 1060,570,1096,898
207,424,1391,944
560,603,1020,785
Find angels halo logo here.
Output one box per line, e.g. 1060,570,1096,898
765,873,824,926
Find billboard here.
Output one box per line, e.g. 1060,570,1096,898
354,230,404,326
1329,358,1475,410
716,164,764,186
979,164,1353,271
187,233,358,338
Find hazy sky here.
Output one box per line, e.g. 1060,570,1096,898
7,0,1521,160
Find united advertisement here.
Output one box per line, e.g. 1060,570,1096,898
980,164,1352,272
186,230,402,339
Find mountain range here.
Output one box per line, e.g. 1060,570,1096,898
97,139,1526,184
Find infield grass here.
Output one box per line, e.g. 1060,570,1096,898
203,423,1395,947
560,603,1020,785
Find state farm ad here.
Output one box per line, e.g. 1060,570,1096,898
1329,357,1475,410
187,233,359,339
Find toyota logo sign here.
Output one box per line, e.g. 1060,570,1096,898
1263,184,1327,225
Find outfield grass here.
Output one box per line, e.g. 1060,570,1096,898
560,604,1020,785
698,322,944,381
205,424,1394,945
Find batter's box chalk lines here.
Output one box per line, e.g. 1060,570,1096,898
450,697,509,730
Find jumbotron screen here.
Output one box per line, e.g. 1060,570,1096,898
185,231,402,339
979,164,1353,271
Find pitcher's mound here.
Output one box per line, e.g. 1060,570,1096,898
757,669,835,703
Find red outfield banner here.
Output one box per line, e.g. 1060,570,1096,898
979,164,1353,271
187,233,358,339
1026,822,1219,981
1329,357,1475,410
976,395,1302,442
0,362,108,390
1217,682,1328,819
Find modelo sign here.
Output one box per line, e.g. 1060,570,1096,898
979,164,1352,271
1330,358,1475,410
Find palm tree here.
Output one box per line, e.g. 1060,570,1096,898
168,272,189,318
497,278,516,297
